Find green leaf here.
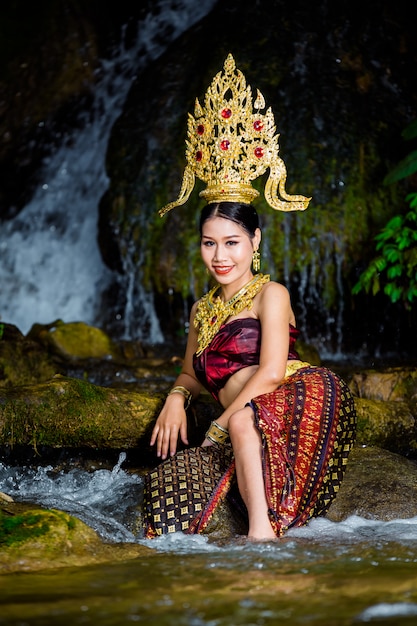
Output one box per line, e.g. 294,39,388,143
384,283,402,302
402,119,417,141
352,120,417,308
387,264,403,279
374,256,387,272
406,193,417,210
383,245,401,262
372,275,381,296
407,286,417,302
383,151,417,185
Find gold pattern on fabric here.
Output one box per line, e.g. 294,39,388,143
143,445,235,538
194,273,270,355
142,368,357,539
251,366,357,536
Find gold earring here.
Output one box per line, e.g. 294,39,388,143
252,250,260,272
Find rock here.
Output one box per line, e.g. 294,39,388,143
326,445,417,522
27,320,123,361
0,491,14,503
0,322,61,387
0,374,164,452
0,375,218,457
349,367,417,405
354,397,417,456
296,340,321,366
347,367,417,456
0,505,151,574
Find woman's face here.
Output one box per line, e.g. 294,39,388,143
200,216,261,290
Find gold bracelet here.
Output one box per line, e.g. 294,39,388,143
205,420,229,446
167,385,192,409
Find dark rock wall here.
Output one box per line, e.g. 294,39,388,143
1,0,416,359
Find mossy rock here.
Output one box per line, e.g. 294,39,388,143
0,374,164,450
350,367,417,404
0,505,150,573
27,320,123,361
354,396,417,456
296,340,321,366
0,375,217,453
0,323,60,387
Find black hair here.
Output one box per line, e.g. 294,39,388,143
199,202,260,239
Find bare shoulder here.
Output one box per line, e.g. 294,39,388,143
255,280,294,323
259,280,291,302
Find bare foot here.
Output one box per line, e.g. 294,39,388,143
247,526,277,541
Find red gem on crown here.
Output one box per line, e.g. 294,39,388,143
197,124,205,135
221,108,232,119
254,146,264,158
195,150,203,161
253,120,264,131
220,140,230,151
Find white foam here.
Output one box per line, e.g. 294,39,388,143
357,602,417,621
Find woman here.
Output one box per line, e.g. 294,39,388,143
143,201,356,540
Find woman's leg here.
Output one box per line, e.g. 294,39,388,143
228,406,276,539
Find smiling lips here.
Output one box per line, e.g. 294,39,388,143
213,266,233,275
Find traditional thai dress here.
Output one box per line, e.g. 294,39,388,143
143,319,356,538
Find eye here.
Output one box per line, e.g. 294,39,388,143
226,240,238,246
202,240,214,247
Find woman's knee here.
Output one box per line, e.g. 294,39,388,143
228,406,254,438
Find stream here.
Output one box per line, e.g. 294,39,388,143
1,453,417,625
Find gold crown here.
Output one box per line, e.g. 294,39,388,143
159,54,311,217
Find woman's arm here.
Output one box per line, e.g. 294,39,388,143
205,282,292,433
150,302,202,460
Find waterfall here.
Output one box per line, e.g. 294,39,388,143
0,0,218,340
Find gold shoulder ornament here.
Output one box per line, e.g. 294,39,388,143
159,54,310,217
194,273,270,355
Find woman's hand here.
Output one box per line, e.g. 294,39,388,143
150,394,189,460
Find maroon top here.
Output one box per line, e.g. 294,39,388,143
193,318,300,402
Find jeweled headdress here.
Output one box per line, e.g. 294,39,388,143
159,54,310,217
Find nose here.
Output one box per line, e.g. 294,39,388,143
213,245,227,262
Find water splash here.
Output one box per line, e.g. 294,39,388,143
3,456,417,556
0,452,143,543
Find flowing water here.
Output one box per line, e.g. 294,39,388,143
0,0,217,340
1,454,417,626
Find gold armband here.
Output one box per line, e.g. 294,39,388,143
167,385,192,410
205,420,229,446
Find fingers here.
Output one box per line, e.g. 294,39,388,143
180,422,189,447
153,426,180,460
169,428,179,458
150,413,188,460
149,425,159,447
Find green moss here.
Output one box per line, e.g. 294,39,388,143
0,510,50,547
74,378,107,402
0,378,110,448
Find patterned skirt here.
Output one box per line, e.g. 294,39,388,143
143,366,356,538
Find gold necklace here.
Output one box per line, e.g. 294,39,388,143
194,273,270,355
